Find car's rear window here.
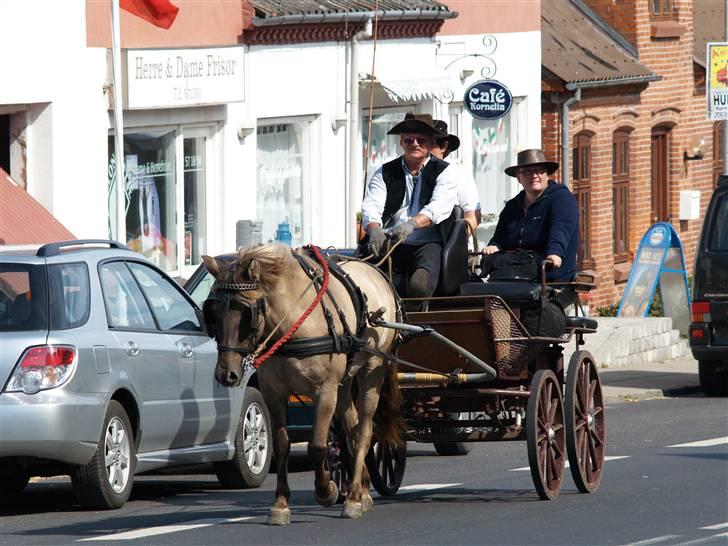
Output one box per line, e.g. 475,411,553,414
48,262,91,330
708,193,728,251
0,264,48,331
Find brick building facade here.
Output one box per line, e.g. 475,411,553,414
542,0,720,310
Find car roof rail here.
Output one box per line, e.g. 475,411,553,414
36,239,131,257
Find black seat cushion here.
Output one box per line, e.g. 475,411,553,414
459,281,541,302
565,316,598,330
435,207,469,297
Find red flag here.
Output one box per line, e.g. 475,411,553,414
120,0,179,29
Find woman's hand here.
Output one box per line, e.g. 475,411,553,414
546,254,562,268
482,245,500,255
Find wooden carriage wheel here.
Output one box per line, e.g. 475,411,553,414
565,351,606,493
526,369,566,500
365,436,407,497
326,418,353,504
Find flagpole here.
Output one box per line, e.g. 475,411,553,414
111,0,127,243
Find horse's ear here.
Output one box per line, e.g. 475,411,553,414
202,255,221,279
247,258,261,283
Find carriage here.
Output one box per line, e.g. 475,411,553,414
203,223,605,523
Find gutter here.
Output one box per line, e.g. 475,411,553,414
251,9,458,27
564,73,662,90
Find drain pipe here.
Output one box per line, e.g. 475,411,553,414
346,18,373,247
560,87,581,188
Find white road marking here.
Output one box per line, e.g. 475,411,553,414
700,522,728,530
508,455,629,472
79,516,254,541
620,534,683,545
397,483,462,492
678,532,728,545
666,437,728,448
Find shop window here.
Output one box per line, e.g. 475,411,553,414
183,134,207,266
362,109,411,175
714,122,723,188
257,121,310,247
650,0,673,19
573,133,593,268
612,131,631,262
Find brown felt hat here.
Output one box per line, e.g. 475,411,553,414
433,120,460,153
387,113,447,137
504,149,559,177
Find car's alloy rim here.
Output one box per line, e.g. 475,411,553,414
104,417,131,493
243,402,268,474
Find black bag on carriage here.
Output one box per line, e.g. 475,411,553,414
479,249,538,282
521,295,567,338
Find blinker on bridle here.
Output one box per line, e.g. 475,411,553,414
212,280,266,357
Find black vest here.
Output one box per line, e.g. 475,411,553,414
381,156,450,227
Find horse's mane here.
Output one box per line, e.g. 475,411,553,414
235,244,293,292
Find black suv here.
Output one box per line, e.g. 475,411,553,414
689,176,728,396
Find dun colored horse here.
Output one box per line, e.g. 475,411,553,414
202,244,401,525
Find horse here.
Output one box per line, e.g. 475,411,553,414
201,244,402,525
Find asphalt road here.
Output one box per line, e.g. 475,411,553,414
2,394,727,546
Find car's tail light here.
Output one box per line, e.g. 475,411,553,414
4,345,77,395
691,301,711,323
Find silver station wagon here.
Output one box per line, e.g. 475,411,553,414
0,240,272,509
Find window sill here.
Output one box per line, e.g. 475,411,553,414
613,261,632,283
650,21,686,39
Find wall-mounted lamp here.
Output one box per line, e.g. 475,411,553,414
684,136,706,160
237,121,256,140
331,112,348,132
459,68,474,82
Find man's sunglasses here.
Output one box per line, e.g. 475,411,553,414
403,136,432,146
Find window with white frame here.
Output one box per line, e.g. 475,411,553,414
362,108,413,175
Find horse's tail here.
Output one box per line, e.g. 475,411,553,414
374,362,405,447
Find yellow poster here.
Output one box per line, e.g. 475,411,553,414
708,42,728,120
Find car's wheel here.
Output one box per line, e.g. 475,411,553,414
0,464,30,500
433,441,473,456
72,400,135,510
699,360,728,397
215,387,272,488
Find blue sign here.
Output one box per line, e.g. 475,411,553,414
617,222,691,334
463,80,513,120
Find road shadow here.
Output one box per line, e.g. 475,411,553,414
600,369,700,394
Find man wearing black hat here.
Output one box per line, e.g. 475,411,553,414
483,149,579,282
360,113,459,301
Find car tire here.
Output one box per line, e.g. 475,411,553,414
0,465,30,500
433,441,473,456
699,360,728,397
214,387,272,489
72,400,135,510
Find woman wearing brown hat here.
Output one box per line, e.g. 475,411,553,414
482,149,579,281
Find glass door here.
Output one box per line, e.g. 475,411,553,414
180,127,212,273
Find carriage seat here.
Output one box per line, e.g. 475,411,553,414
459,280,542,303
565,316,598,331
434,206,469,296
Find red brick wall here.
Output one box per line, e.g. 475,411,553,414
542,0,715,310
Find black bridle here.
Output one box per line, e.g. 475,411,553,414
209,281,267,357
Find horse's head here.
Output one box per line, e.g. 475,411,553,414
202,245,289,386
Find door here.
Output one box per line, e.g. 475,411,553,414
99,261,187,453
651,129,670,223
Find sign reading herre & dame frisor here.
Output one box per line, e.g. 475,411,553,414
125,47,245,109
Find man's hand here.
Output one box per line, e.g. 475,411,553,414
482,245,500,255
391,219,417,241
367,225,387,256
546,254,562,268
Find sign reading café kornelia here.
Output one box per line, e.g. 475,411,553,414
463,80,512,120
125,47,245,109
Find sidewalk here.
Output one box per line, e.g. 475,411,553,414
598,354,702,403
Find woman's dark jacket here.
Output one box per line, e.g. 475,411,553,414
488,181,579,281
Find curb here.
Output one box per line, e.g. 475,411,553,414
604,384,702,404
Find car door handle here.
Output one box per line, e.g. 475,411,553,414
125,341,140,357
178,342,193,359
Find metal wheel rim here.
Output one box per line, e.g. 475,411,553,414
243,402,268,475
566,353,605,493
104,416,131,494
527,370,566,500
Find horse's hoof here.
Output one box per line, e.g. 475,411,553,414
267,507,291,526
315,481,339,507
362,493,374,512
341,500,363,519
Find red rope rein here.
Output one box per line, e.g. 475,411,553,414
253,245,330,368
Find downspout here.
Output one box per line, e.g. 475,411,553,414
346,18,372,247
560,88,581,187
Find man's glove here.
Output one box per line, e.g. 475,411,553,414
391,219,417,242
367,225,387,256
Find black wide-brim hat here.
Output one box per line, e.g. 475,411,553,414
433,119,460,153
504,149,559,177
387,113,447,137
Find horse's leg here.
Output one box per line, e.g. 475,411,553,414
341,363,386,519
310,382,340,508
337,378,373,512
262,389,291,526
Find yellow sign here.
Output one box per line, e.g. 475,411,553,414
708,42,728,120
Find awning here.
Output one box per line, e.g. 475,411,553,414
363,74,454,103
0,168,74,245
